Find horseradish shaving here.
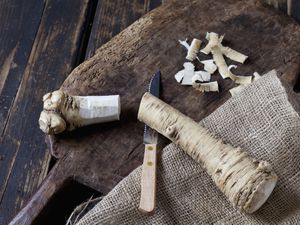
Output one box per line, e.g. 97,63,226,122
176,32,256,93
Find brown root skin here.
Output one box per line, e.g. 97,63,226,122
138,93,278,213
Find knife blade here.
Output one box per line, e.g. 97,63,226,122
139,71,161,214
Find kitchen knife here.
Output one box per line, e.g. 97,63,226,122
139,71,161,214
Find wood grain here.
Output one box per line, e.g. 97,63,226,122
0,0,92,224
263,0,300,19
139,144,157,214
0,1,46,224
85,0,162,59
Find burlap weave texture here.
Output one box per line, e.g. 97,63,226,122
76,70,300,225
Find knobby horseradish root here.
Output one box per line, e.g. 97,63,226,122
138,93,278,213
39,90,120,134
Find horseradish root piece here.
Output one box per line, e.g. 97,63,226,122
39,90,121,134
186,38,202,61
192,81,219,92
212,48,252,84
220,46,248,64
138,93,278,213
201,59,217,74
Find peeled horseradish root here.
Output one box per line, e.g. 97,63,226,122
138,93,278,213
39,90,121,134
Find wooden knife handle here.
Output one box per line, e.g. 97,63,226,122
139,143,157,215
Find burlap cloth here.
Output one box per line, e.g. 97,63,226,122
76,71,300,225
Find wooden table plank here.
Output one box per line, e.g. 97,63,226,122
85,0,162,59
0,0,93,224
264,0,300,20
0,1,44,141
0,1,46,224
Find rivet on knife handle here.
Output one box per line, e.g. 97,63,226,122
139,144,157,214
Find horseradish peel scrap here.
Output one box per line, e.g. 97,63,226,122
186,38,202,61
201,32,248,64
229,72,262,96
176,32,255,93
192,81,219,92
200,59,217,74
211,42,252,84
193,71,211,82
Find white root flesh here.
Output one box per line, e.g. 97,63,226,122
192,81,219,92
39,90,121,134
174,70,185,83
181,62,195,85
201,32,248,64
201,59,217,74
193,71,211,82
186,38,202,61
212,47,252,84
178,39,190,50
138,93,278,213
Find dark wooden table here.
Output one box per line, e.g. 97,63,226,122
0,0,298,224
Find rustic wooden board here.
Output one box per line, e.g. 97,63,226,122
85,0,162,59
0,0,94,224
264,0,300,20
10,0,300,224
59,0,300,189
0,1,46,224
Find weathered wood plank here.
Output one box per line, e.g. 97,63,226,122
0,1,46,224
0,1,44,137
263,0,300,20
291,0,300,21
85,0,162,59
0,0,93,224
